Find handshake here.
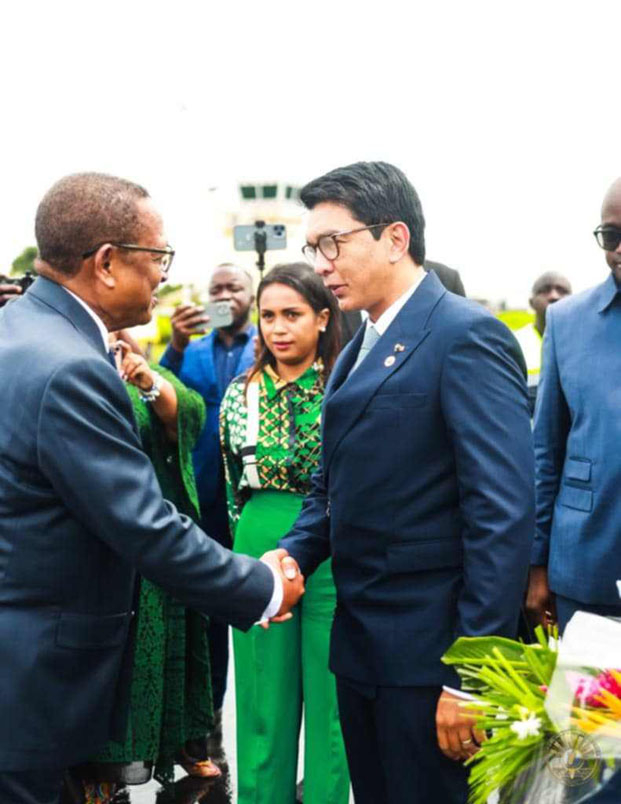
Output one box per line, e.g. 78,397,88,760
259,548,305,628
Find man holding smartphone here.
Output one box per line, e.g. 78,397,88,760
160,263,257,749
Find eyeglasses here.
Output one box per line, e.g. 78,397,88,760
301,223,391,266
593,225,621,252
82,242,175,279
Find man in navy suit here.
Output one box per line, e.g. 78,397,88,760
526,180,621,803
160,263,257,732
279,162,534,804
0,173,303,804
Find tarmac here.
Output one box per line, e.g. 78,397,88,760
129,633,242,803
121,634,356,803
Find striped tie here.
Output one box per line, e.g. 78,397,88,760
349,324,380,376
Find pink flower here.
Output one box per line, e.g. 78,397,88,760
566,670,621,708
598,670,621,699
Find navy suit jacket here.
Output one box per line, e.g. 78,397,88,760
0,278,272,771
280,271,534,687
532,273,621,604
161,327,257,512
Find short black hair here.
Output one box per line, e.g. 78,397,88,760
210,262,254,289
251,262,341,382
531,271,572,295
300,161,426,264
35,172,150,275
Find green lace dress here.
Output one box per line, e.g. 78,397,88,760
92,365,213,785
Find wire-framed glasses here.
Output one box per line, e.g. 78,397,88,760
82,242,175,278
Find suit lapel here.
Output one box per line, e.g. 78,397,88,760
326,324,365,397
29,277,108,358
323,272,445,473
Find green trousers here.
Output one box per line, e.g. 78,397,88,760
233,490,350,804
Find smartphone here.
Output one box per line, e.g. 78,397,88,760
204,300,233,328
233,223,287,251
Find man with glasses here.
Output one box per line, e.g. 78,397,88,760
526,179,621,803
280,161,534,804
0,172,304,804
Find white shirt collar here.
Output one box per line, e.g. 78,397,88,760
367,270,426,336
61,287,110,351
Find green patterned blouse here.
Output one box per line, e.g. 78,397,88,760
220,362,324,532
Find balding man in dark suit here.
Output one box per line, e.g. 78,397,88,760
0,173,304,804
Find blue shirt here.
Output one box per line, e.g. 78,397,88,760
213,329,254,398
161,326,255,400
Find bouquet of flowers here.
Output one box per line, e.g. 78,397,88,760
442,612,621,804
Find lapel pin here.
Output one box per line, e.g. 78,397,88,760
384,356,396,367
394,343,405,353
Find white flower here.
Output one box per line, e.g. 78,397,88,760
510,714,542,740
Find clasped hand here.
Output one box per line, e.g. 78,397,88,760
436,691,486,761
259,548,305,629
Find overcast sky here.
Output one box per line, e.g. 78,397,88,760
2,1,620,305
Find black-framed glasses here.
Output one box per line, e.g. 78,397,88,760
301,223,392,266
593,225,621,252
82,242,175,278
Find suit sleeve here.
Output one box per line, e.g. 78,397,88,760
37,357,273,630
159,342,184,376
440,314,535,638
278,464,331,578
531,306,570,565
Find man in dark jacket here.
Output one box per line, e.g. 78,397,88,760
282,161,533,804
0,173,303,804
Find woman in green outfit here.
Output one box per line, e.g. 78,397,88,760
220,263,350,804
75,333,218,804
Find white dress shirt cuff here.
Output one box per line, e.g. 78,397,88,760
442,685,475,701
258,560,283,622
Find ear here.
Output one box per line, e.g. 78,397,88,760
317,307,330,332
528,296,535,311
387,222,410,264
92,245,117,289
